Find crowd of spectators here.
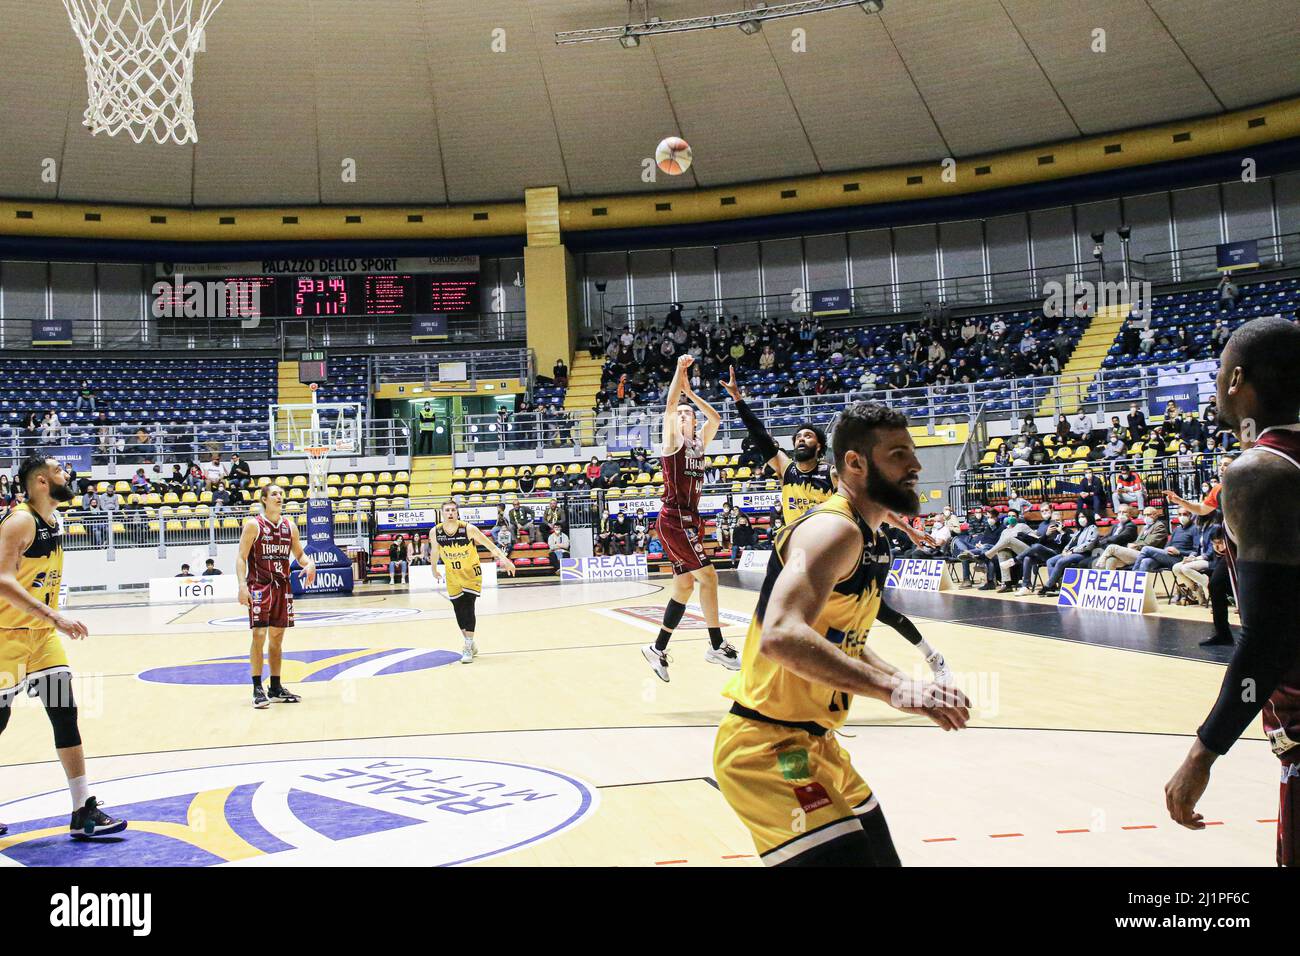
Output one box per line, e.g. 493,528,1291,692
590,300,1080,415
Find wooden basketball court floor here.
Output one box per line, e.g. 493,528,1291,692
0,574,1277,867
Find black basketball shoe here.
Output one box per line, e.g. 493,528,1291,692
267,684,302,703
70,797,127,840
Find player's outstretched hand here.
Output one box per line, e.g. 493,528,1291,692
892,680,970,731
497,556,517,576
52,613,89,641
304,562,317,586
677,354,694,372
238,587,250,608
720,366,742,402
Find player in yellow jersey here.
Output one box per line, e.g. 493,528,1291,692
721,368,951,683
431,500,516,663
714,403,969,866
0,455,127,840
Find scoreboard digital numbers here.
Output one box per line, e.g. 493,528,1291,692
156,273,478,319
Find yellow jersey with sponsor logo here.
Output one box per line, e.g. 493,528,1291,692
779,460,835,523
435,520,482,593
723,493,882,730
0,503,64,630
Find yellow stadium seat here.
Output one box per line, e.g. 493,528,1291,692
177,505,193,516
485,467,500,479
291,475,307,487
536,477,551,489
68,524,86,536
285,501,303,513
361,472,376,484
980,452,996,465
341,486,357,499
485,480,501,492
635,473,651,485
163,492,180,504
395,471,409,482
375,484,391,497
357,485,374,497
148,521,159,532
468,480,484,492
222,517,240,529
295,516,306,527
146,493,162,505
288,487,305,500
114,481,130,493
327,487,340,499
451,481,468,493
453,468,468,480
71,496,83,508
184,518,202,530
336,499,355,511
166,520,182,531
468,468,484,479
343,473,358,484
501,466,516,478
378,472,393,483
327,474,342,486
566,463,582,475
258,476,271,487
393,483,408,495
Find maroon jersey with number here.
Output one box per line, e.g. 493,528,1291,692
661,436,705,513
247,514,293,589
1224,424,1300,760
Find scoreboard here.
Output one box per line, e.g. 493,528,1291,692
155,273,478,318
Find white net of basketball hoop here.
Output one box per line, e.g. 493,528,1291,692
61,0,225,145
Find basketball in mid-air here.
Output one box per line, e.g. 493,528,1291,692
656,136,692,175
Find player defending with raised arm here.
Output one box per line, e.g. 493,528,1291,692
1164,317,1300,866
714,403,970,866
643,354,740,682
237,483,315,709
0,455,127,839
430,500,516,663
721,367,950,683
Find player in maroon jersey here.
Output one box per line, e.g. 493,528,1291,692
237,483,316,709
1165,316,1300,865
643,354,740,682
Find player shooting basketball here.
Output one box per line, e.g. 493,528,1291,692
721,367,951,683
1164,316,1300,866
643,354,741,682
237,483,315,709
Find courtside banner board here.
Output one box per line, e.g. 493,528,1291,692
149,575,238,605
409,562,498,593
736,549,770,572
1058,567,1155,614
559,554,647,582
605,492,778,516
885,558,949,592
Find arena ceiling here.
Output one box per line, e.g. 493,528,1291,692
1,0,1299,209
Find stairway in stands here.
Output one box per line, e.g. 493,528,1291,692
563,353,604,444
409,454,454,501
1036,302,1131,417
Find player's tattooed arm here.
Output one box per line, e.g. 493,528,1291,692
288,521,317,585
1168,452,1300,829
0,510,87,640
760,514,968,730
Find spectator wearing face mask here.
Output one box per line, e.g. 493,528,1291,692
1074,469,1106,517
1037,512,1099,596
1133,508,1197,574
954,510,1001,588
1015,511,1068,594
1169,513,1221,606
1112,465,1145,513
980,512,1035,592
1097,505,1169,570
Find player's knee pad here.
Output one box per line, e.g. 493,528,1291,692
33,673,81,749
661,599,687,630
453,594,477,633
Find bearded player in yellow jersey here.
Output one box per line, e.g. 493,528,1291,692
720,367,951,684
0,455,127,840
714,403,969,866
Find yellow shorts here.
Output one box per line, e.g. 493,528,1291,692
713,711,876,865
446,568,482,600
0,627,70,702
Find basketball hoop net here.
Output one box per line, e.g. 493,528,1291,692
61,0,225,145
305,442,331,500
